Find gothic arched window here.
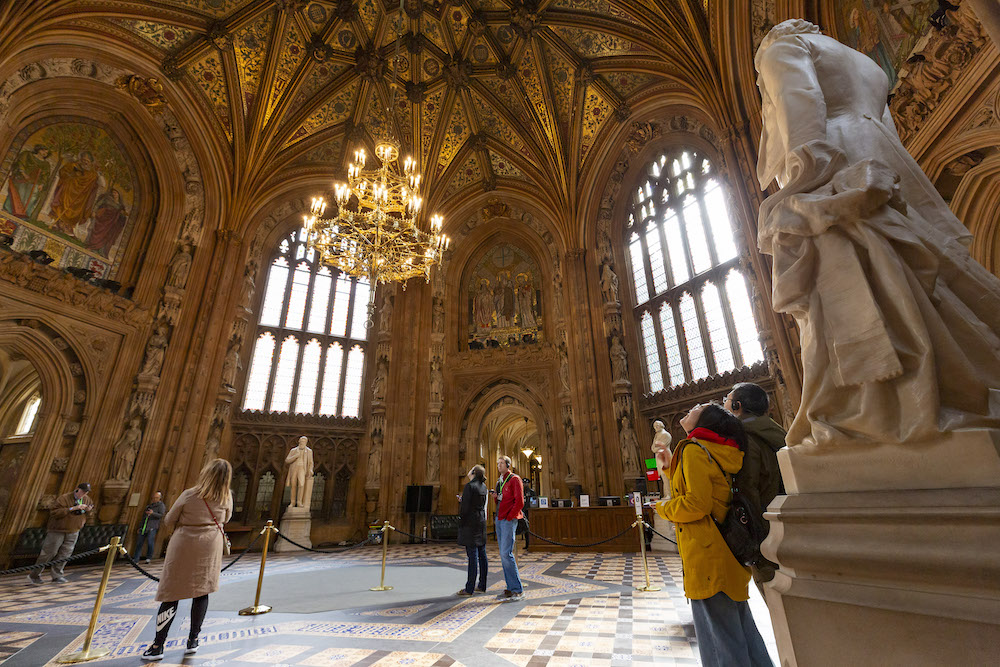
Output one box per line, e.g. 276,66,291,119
14,393,41,435
241,229,369,417
625,148,763,391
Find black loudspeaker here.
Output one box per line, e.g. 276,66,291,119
405,485,433,513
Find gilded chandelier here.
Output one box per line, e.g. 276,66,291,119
304,139,450,323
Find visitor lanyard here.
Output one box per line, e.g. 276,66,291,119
497,473,511,497
141,515,148,534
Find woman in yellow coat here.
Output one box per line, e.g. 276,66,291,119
655,403,772,667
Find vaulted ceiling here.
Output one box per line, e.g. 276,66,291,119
5,0,732,233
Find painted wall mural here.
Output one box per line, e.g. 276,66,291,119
834,0,935,89
467,243,543,349
0,119,138,278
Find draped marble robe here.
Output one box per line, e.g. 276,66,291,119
754,21,1000,448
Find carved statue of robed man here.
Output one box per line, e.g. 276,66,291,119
284,436,314,509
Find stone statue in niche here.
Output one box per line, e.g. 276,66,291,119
221,342,241,389
564,417,577,480
619,415,640,473
429,358,443,403
284,436,315,508
432,297,444,333
609,336,629,383
379,295,393,334
110,416,142,481
371,359,387,402
755,19,1000,447
426,430,440,483
600,263,619,304
165,242,192,289
559,353,570,393
366,432,383,485
139,324,168,376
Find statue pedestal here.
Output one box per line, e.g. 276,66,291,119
274,506,312,553
649,512,677,553
763,429,1000,665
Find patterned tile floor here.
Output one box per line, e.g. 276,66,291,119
0,546,777,666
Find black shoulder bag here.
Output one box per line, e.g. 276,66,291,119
689,443,766,567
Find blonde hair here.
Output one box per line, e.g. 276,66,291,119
194,458,232,506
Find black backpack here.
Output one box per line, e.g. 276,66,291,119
689,442,768,567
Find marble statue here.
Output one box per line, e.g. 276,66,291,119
600,263,619,304
110,416,142,481
651,420,673,471
284,436,314,508
755,19,1000,448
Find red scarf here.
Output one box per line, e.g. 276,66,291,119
688,427,741,450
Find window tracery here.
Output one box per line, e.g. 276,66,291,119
625,148,763,391
241,229,369,417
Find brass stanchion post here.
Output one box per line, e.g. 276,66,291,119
239,520,276,615
370,520,393,591
57,536,120,663
635,519,661,592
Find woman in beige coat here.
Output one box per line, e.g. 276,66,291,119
142,459,233,661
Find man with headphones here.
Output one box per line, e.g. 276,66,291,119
723,383,786,591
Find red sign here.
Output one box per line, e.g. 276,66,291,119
645,469,660,482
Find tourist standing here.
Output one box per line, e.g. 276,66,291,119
28,482,93,584
456,464,488,596
132,491,166,564
142,459,232,661
655,404,771,666
492,456,524,602
724,383,786,590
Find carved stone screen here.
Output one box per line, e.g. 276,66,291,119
466,243,543,349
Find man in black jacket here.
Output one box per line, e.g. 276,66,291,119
724,383,786,590
132,491,166,564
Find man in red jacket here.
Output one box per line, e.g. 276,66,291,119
493,456,525,602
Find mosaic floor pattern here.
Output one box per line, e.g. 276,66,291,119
0,545,776,666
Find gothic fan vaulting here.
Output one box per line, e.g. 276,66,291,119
58,0,721,226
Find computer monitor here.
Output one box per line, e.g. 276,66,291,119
598,496,622,506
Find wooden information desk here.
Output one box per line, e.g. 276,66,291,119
527,506,644,552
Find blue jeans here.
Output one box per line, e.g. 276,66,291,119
465,545,487,593
690,592,772,667
495,519,522,594
133,529,157,561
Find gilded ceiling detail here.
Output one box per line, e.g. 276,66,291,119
87,0,713,215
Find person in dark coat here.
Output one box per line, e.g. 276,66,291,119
132,491,166,564
456,464,488,596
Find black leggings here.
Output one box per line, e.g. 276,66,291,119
153,595,208,646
